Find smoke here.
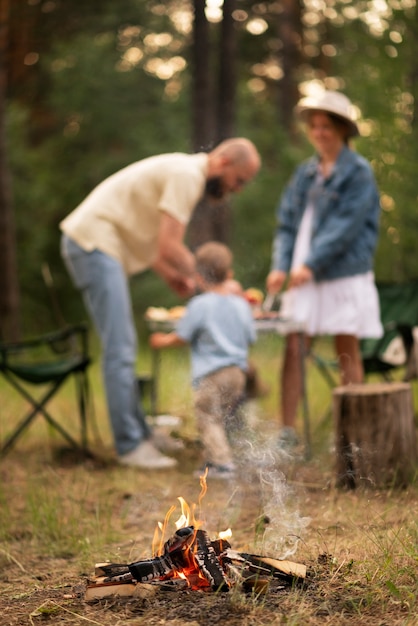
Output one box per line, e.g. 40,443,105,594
230,402,311,559
256,468,311,559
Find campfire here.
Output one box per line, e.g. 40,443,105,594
85,473,307,600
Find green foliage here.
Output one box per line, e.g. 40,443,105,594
324,7,418,282
7,8,192,326
5,0,418,331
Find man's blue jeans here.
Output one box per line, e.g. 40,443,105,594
61,235,151,455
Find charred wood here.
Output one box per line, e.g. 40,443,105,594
193,529,230,591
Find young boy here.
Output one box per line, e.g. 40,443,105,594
149,242,256,479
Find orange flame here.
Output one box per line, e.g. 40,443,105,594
151,469,231,590
153,469,209,557
152,504,176,556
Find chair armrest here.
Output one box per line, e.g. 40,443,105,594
0,323,90,359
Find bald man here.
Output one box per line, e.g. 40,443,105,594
60,138,261,469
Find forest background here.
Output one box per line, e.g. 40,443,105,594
1,0,417,340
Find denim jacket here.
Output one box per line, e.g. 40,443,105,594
272,146,381,281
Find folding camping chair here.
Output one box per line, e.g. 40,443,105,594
0,323,92,457
361,282,418,380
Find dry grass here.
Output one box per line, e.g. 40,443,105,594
0,337,417,625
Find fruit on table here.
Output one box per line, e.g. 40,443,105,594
244,288,264,304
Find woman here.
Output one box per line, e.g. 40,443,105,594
266,90,383,448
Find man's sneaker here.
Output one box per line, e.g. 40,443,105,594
118,440,177,469
193,462,236,480
277,426,299,450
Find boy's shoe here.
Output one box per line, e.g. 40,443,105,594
152,429,185,453
193,462,236,480
277,426,299,450
118,440,177,469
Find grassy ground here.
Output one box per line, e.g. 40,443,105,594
0,334,417,625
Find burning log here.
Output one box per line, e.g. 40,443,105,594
127,525,229,590
95,526,197,585
188,529,230,591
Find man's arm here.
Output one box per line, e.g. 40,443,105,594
152,212,196,297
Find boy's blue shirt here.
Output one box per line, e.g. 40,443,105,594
176,292,256,386
272,145,381,281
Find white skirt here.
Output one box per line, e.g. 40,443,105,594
280,271,383,338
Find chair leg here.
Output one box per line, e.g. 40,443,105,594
0,373,65,456
309,353,338,389
0,404,42,456
0,372,87,457
41,405,84,451
75,369,90,452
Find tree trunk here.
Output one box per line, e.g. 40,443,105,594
191,0,213,151
407,3,418,129
217,0,237,141
276,0,303,134
333,382,417,489
0,0,20,341
188,1,237,249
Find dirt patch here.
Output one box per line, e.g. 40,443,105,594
0,441,417,625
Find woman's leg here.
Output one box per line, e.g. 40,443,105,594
334,334,364,385
280,332,311,428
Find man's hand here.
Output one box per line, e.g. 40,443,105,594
166,277,196,298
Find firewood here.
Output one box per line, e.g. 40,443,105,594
224,550,306,581
252,556,307,579
128,525,197,583
88,528,307,595
193,529,230,591
128,555,175,582
85,581,156,601
94,562,130,578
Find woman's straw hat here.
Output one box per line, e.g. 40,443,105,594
296,90,359,137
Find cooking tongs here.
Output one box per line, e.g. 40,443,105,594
262,292,282,314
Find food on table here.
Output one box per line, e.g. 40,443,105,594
145,306,186,321
243,288,264,305
168,306,186,320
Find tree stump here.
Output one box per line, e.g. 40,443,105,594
333,382,417,489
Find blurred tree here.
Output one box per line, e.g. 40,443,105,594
275,0,303,134
0,0,20,340
191,0,213,150
3,0,418,332
217,0,238,141
321,0,418,282
188,0,239,250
